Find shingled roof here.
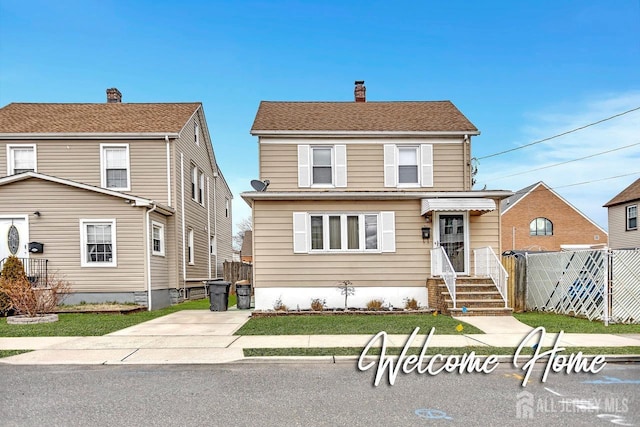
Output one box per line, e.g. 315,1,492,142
251,101,478,133
604,178,640,207
0,102,200,134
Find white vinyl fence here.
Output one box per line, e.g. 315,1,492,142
525,249,640,324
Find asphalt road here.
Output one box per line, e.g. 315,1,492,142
0,361,638,426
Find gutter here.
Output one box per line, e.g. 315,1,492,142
250,130,480,137
0,132,180,140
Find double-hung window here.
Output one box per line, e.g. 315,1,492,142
191,164,205,205
308,213,380,252
398,146,419,185
187,228,194,265
101,144,130,190
194,121,200,146
297,145,347,188
80,219,117,267
384,144,433,188
627,205,638,231
152,221,165,256
7,144,36,175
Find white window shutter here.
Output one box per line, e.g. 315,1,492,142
297,145,310,188
380,211,396,253
384,145,397,187
334,145,347,187
292,212,308,253
420,144,433,187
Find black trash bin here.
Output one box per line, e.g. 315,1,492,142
207,280,231,311
236,282,252,310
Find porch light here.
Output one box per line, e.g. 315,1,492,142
421,226,431,240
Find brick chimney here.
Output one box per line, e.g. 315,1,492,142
106,88,122,103
354,80,366,102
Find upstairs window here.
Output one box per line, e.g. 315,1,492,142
398,146,419,185
627,205,638,231
199,170,205,204
101,144,130,190
191,164,197,200
311,147,333,185
194,121,200,146
384,144,433,188
7,144,36,175
530,217,553,236
297,145,347,188
225,198,230,217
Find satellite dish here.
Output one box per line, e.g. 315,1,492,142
250,179,270,192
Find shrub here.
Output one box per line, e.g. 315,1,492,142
366,299,384,311
310,298,326,311
0,256,28,315
404,297,420,310
0,264,71,317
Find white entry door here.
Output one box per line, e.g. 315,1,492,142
432,212,469,275
0,217,29,261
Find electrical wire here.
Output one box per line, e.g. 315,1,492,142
477,106,640,160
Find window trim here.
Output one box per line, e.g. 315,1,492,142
199,169,205,205
627,204,638,231
225,198,230,218
194,121,200,146
80,219,117,267
529,217,554,236
310,146,334,187
396,145,420,188
151,221,165,257
187,228,195,265
7,144,37,175
308,212,381,253
191,163,198,201
100,143,131,191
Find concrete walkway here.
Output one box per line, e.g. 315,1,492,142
1,311,639,365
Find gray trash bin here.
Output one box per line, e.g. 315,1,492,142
236,282,252,309
207,280,230,311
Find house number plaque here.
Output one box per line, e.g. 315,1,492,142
8,225,19,255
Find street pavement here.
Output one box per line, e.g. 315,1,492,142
1,308,639,365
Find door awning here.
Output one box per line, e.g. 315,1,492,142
421,198,496,215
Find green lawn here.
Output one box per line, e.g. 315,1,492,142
235,313,482,335
0,295,236,337
244,346,640,357
514,312,640,334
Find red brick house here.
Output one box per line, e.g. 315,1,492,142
501,181,607,252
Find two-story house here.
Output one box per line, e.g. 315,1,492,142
242,82,513,311
0,88,233,309
604,177,640,249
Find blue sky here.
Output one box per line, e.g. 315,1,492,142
1,0,639,231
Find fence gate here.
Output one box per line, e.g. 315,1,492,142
611,249,640,323
525,250,606,321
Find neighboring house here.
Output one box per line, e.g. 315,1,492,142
501,181,607,252
242,81,512,310
603,177,640,249
0,88,233,309
240,230,253,264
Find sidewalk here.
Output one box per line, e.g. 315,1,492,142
1,310,639,365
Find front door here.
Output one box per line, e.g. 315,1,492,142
0,217,29,261
433,212,468,275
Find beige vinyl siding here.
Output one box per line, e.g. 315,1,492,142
0,178,147,292
469,207,501,272
173,107,233,283
149,212,170,290
213,172,234,274
607,203,640,249
0,140,170,205
253,199,430,288
259,141,466,191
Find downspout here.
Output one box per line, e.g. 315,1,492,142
180,152,187,298
207,176,211,280
213,170,218,278
165,136,171,207
146,203,158,311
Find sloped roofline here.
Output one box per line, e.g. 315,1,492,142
502,181,607,235
0,172,174,215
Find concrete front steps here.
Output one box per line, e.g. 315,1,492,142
427,277,513,316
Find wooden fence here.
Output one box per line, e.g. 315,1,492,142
223,261,252,294
501,253,526,312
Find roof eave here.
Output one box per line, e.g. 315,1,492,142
0,132,180,140
250,130,480,137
